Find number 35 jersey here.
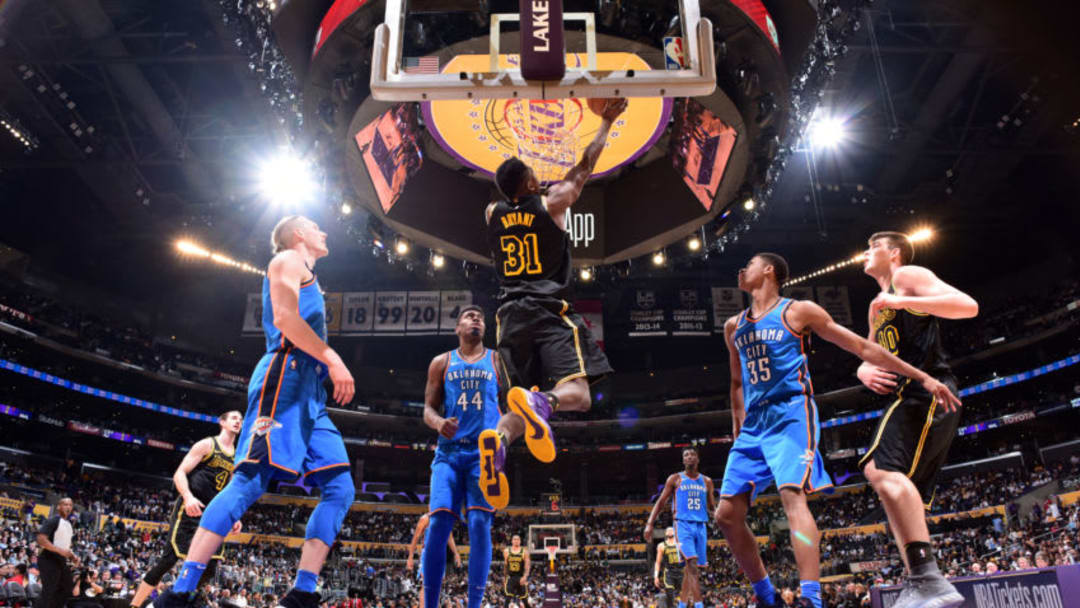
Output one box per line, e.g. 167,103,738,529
441,349,502,449
733,298,813,420
487,194,573,302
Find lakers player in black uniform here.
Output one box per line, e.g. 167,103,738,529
653,527,683,608
131,411,243,608
858,231,978,608
503,534,530,606
477,98,627,509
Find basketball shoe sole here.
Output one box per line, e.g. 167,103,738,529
507,386,557,463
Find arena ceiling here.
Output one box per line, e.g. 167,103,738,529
0,0,1078,305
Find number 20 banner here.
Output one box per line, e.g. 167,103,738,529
242,290,473,337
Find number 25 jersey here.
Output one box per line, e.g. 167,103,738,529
487,194,572,301
732,298,813,415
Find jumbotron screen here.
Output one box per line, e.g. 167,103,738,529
671,99,738,211
353,103,424,213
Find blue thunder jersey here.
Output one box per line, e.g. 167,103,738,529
262,272,327,358
440,349,501,449
673,472,709,522
732,298,812,413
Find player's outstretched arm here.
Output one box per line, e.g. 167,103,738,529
870,266,979,320
268,251,354,404
792,301,962,411
423,353,457,440
653,542,665,587
174,437,214,517
723,317,746,439
545,99,628,225
644,474,679,541
857,308,899,395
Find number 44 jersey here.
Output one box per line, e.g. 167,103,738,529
441,349,502,448
487,194,573,302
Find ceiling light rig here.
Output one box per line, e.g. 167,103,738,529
175,239,265,276
785,227,937,286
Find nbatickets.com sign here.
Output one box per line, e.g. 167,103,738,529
876,568,1067,608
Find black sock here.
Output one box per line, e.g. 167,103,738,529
544,391,560,411
905,541,939,575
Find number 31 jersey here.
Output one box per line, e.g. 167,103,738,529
487,194,573,302
732,298,813,413
441,349,502,449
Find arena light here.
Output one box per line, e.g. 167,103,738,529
809,116,847,148
431,253,445,269
579,267,593,282
174,239,265,276
259,151,317,207
651,251,666,266
340,202,352,215
395,238,410,255
687,236,702,252
742,198,756,211
909,227,934,243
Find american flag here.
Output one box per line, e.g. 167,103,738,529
403,56,440,74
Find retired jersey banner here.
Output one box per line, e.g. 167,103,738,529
628,288,668,337
711,287,745,333
246,291,474,337
672,286,712,336
439,291,473,334
817,286,854,327
242,293,263,335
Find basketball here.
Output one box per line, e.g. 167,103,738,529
587,98,615,116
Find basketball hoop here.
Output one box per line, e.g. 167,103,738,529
545,545,559,573
503,98,581,186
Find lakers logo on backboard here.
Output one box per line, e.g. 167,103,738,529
423,52,672,181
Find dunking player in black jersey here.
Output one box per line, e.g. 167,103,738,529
476,98,628,509
131,411,243,608
503,534,531,606
859,231,979,608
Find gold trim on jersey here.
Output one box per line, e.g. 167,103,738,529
907,396,938,477
554,300,587,387
858,379,911,467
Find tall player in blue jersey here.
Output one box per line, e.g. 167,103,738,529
421,304,503,608
713,253,961,608
644,448,716,608
156,216,355,608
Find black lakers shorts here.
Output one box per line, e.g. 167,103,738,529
495,296,613,389
168,498,225,560
662,568,684,591
504,576,527,599
859,377,961,508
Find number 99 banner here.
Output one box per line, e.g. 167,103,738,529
242,290,473,337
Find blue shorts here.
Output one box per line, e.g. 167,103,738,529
674,520,707,566
429,443,494,518
235,350,349,482
720,395,833,504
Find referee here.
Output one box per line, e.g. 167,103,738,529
36,497,78,608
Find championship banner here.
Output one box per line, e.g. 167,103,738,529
576,300,604,349
341,292,375,335
628,288,667,337
672,286,712,336
872,564,1080,608
711,287,744,333
782,286,815,302
817,286,854,327
242,293,263,335
324,292,343,334
405,291,440,334
439,291,473,334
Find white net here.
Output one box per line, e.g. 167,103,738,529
504,98,582,185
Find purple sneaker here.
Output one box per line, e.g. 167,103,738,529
507,386,557,463
477,429,509,509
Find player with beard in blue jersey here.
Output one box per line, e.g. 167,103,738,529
713,253,961,608
421,305,504,608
